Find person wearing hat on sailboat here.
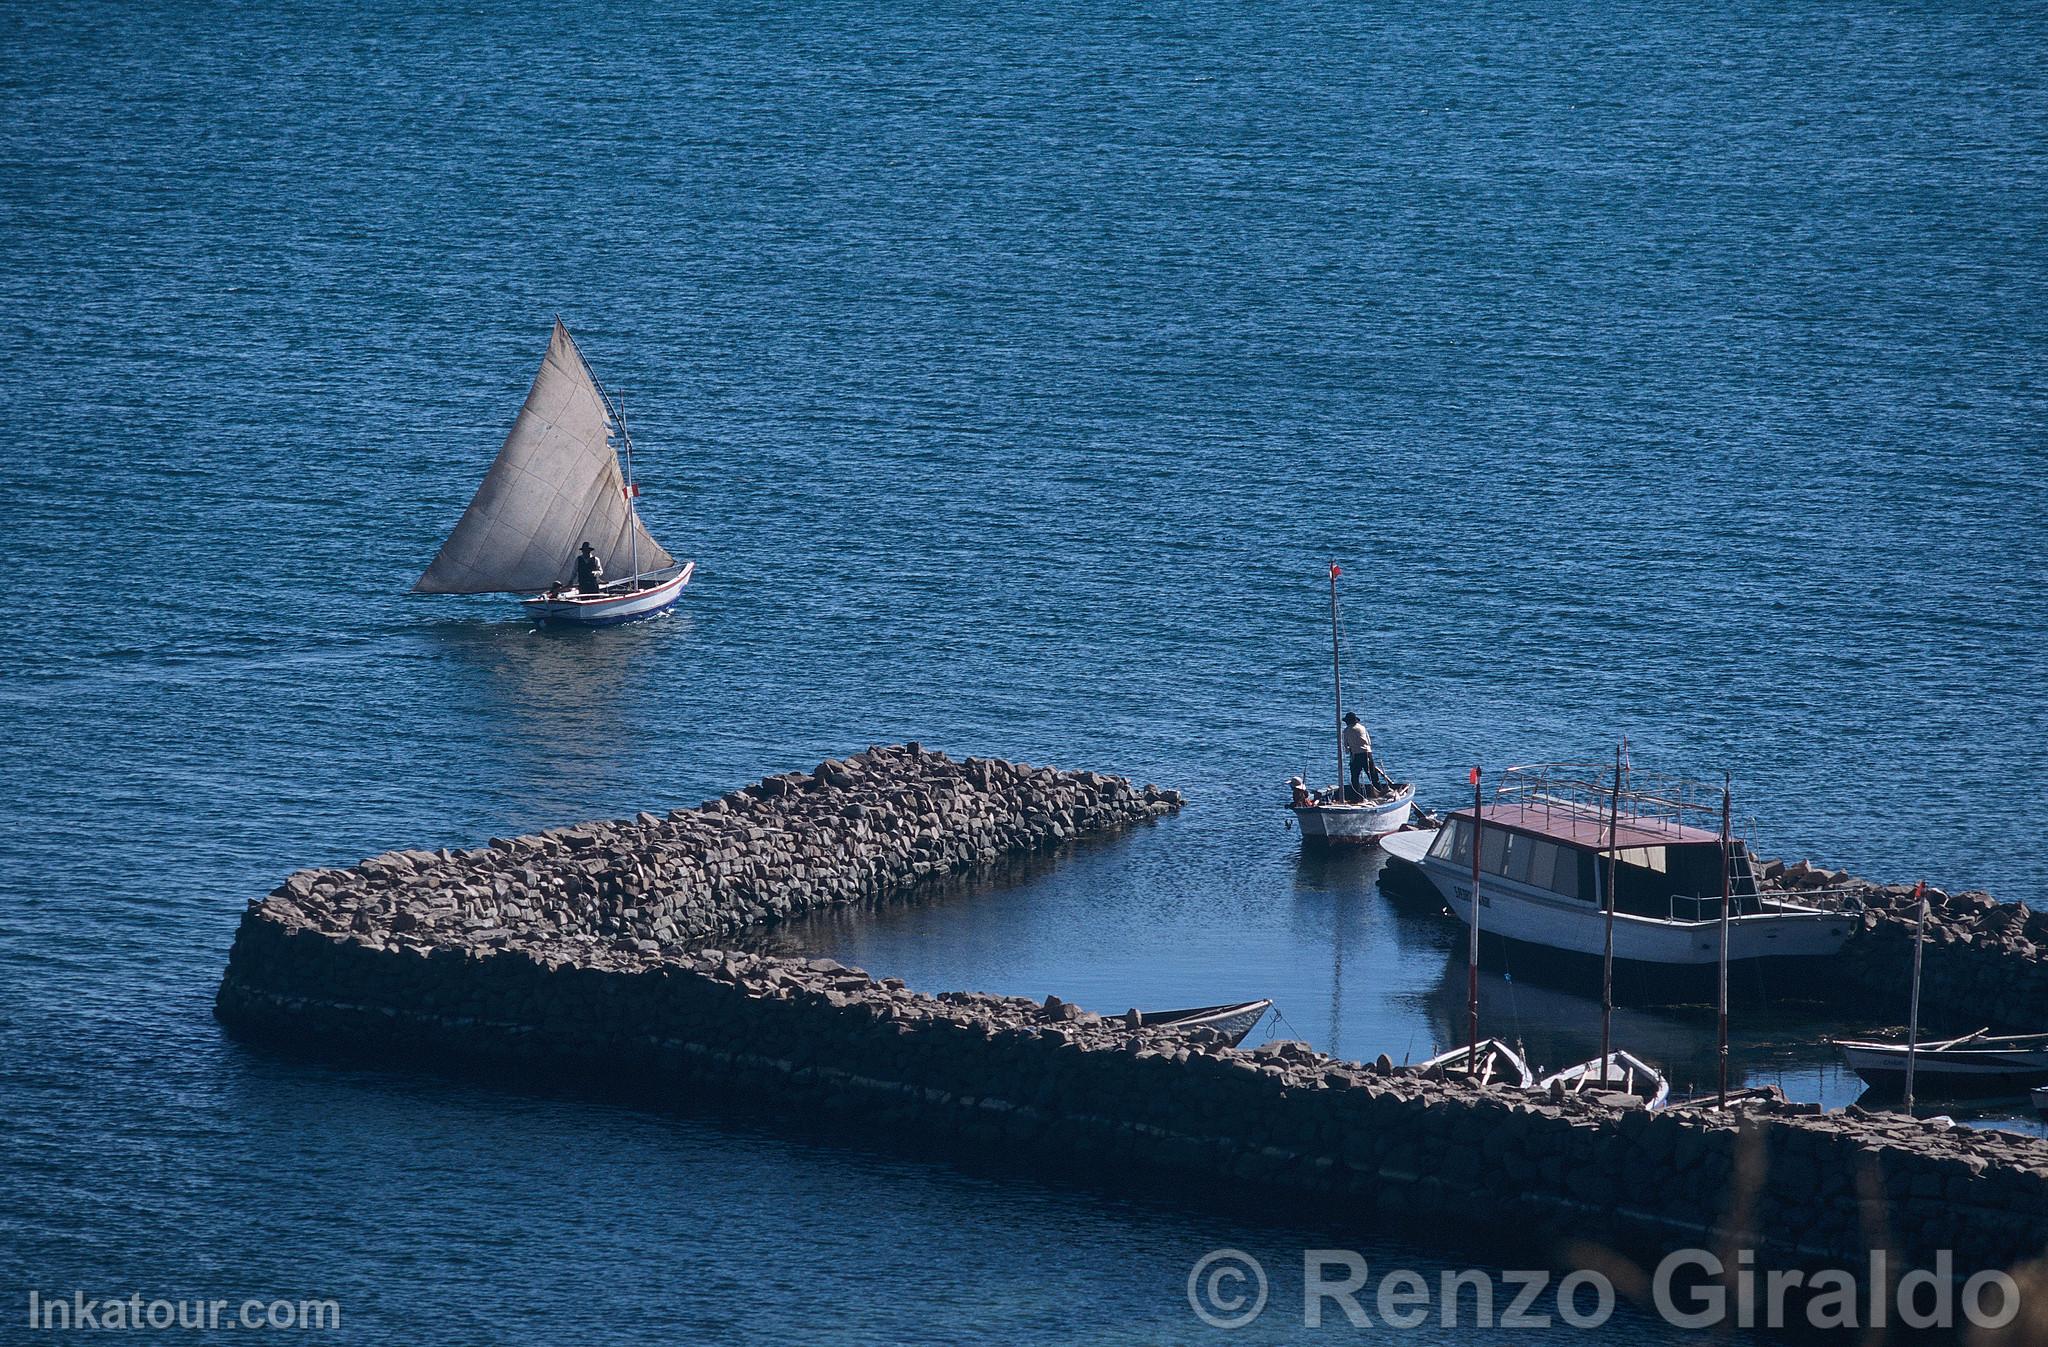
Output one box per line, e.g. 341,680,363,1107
1343,712,1393,797
574,542,604,595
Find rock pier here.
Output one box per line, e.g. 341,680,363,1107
1759,860,2048,1031
239,744,1182,960
218,750,2047,1298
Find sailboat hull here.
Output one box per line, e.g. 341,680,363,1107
520,562,693,626
1290,785,1415,845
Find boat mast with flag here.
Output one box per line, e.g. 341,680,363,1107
1286,561,1416,845
414,320,694,625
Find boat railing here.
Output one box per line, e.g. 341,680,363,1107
1497,762,1727,840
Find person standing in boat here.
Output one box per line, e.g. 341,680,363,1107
1342,712,1393,796
574,542,604,595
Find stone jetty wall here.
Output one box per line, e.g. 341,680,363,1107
245,745,1183,960
217,932,2048,1285
1761,861,2048,1031
217,751,2047,1290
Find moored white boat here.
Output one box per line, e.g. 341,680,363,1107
1412,1038,1535,1089
1287,561,1415,847
416,320,693,626
1396,763,1853,970
1537,1050,1671,1110
1835,1029,2048,1095
2033,1085,2048,1115
1133,999,1273,1048
1290,785,1416,846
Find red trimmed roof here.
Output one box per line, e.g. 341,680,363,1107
1451,800,1722,850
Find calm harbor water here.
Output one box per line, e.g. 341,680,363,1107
3,1,2044,1342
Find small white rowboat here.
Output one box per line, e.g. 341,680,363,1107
1133,999,1273,1048
1538,1050,1671,1110
1413,1038,1536,1089
1835,1028,2048,1095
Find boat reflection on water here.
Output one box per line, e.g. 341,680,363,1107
412,611,695,816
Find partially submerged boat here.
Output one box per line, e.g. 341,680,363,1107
1666,1085,1785,1114
1835,1029,2048,1096
1412,1038,1536,1089
1538,1050,1671,1110
1382,763,1852,979
1286,563,1414,846
1131,999,1273,1048
416,320,693,625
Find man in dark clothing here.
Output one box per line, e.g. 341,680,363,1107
574,542,604,595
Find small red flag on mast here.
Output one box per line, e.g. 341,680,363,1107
622,483,640,500
1330,563,1341,578
1469,766,1480,786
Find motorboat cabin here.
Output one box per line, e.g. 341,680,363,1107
1381,764,1852,970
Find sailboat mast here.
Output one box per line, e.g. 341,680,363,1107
1328,562,1344,791
619,394,641,591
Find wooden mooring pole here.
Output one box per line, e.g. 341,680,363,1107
1717,775,1732,1106
1467,766,1482,1076
1904,880,1929,1112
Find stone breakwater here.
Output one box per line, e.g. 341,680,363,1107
216,936,2048,1285
1759,860,2048,1031
237,745,1183,960
217,753,2047,1289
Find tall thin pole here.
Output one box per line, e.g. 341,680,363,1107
1467,765,1482,1074
1600,742,1621,1075
1717,774,1732,1105
1328,562,1344,792
1904,880,1928,1111
620,395,641,591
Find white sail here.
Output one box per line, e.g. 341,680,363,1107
416,320,676,595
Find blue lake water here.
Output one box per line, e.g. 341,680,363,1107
2,2,2044,1341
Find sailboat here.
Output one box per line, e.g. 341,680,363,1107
415,320,694,625
1286,561,1415,845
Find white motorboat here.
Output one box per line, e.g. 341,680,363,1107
416,320,693,626
2033,1085,2048,1115
1390,763,1852,971
1538,1050,1671,1110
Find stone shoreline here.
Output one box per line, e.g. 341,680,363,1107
1780,867,2048,1032
217,749,2048,1291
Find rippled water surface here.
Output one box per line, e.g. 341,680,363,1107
2,2,2044,1342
